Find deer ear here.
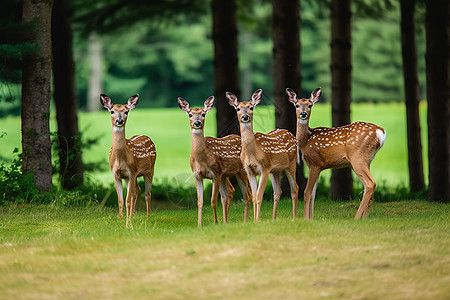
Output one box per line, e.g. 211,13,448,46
127,94,139,110
203,96,215,113
310,88,321,105
251,89,262,106
177,97,190,113
100,94,113,111
226,92,239,109
286,88,297,104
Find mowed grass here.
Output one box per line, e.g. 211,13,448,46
0,101,428,188
0,199,448,299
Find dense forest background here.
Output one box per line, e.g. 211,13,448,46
0,0,426,115
0,0,448,203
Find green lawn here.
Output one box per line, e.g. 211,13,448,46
0,200,448,299
0,102,428,188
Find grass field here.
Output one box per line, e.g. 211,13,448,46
0,199,448,299
0,102,428,190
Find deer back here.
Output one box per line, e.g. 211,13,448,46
303,122,385,169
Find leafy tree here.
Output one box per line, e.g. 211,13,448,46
272,0,306,192
400,0,425,193
212,0,240,137
52,0,84,189
21,0,53,191
329,0,353,200
425,0,450,202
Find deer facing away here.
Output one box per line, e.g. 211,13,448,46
286,87,386,220
178,96,252,226
227,89,299,221
100,94,156,228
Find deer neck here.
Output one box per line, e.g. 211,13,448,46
190,128,208,158
111,126,129,155
239,122,259,153
296,119,311,149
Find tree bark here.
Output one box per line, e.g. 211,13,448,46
400,0,425,194
425,0,450,202
212,0,240,137
21,0,53,191
330,0,353,200
272,0,306,193
52,0,84,190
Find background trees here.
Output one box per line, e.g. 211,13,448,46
21,0,53,191
0,0,448,202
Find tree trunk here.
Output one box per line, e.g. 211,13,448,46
400,0,425,194
21,0,53,191
87,32,103,112
212,0,240,137
272,0,307,194
330,0,353,200
425,0,450,202
52,0,84,190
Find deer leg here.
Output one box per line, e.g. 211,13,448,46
211,176,221,224
352,163,376,219
225,177,235,217
256,171,270,220
246,171,258,221
285,169,299,219
237,175,251,222
269,172,282,220
125,178,137,228
194,174,204,227
219,177,234,224
132,180,141,215
304,167,321,220
113,177,124,217
144,173,153,217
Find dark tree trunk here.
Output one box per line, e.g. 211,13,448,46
330,0,353,200
400,0,425,194
272,0,306,194
212,0,240,137
425,0,450,202
52,0,84,190
21,0,53,191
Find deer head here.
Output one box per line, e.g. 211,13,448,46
100,94,139,130
178,96,214,133
226,89,263,127
286,87,321,125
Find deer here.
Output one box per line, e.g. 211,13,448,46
226,89,299,221
178,96,252,227
100,94,156,228
286,87,386,220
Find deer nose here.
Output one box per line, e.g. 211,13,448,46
115,118,124,126
241,114,251,123
299,112,308,120
193,120,202,128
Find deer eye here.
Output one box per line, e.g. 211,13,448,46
250,107,254,111
125,111,128,115
236,108,240,111
188,114,193,118
201,113,206,117
110,111,114,114
308,104,313,108
295,104,299,108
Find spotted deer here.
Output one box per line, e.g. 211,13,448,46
226,89,299,221
100,94,156,228
178,96,252,226
286,87,386,220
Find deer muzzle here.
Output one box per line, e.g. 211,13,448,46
241,114,251,123
299,112,308,120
